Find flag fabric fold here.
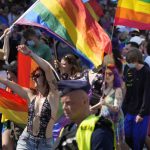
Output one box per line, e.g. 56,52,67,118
115,0,150,30
15,0,111,68
0,88,28,125
85,0,104,21
18,52,38,88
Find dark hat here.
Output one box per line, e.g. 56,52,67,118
58,79,91,97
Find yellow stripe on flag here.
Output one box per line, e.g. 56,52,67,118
0,107,28,124
41,0,101,67
118,0,150,15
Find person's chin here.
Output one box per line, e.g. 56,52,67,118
64,113,71,119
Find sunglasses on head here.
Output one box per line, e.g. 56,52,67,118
105,72,113,76
32,73,43,80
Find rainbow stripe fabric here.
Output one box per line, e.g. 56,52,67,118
0,88,28,125
85,0,103,21
115,0,150,30
18,52,38,88
16,0,111,68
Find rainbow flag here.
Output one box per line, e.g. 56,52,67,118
115,0,150,30
85,0,104,21
0,88,28,125
18,52,38,88
15,0,111,68
0,53,36,126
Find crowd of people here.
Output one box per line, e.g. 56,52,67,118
0,0,150,150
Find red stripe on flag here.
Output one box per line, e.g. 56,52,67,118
18,52,31,88
0,88,27,111
18,52,38,88
114,18,150,30
89,0,103,17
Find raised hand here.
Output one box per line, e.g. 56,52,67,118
17,44,32,55
3,28,11,37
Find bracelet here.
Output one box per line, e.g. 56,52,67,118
27,50,32,56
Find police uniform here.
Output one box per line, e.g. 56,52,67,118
53,80,115,150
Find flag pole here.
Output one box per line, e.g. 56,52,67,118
0,0,40,41
101,19,116,100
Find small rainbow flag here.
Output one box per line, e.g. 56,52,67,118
115,0,150,30
15,0,111,68
0,88,28,125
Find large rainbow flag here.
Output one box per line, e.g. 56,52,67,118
15,0,111,68
115,0,150,30
0,88,28,125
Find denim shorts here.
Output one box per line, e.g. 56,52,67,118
16,130,54,150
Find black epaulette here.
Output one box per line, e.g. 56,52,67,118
53,123,77,150
95,116,114,134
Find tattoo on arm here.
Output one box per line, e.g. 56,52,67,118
50,79,58,90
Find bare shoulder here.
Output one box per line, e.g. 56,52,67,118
24,88,36,103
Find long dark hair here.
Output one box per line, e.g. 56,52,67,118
31,67,49,96
61,54,81,76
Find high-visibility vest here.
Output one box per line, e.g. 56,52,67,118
76,115,116,150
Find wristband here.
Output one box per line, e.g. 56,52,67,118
27,50,32,56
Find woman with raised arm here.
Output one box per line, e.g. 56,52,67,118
0,45,59,150
90,64,125,150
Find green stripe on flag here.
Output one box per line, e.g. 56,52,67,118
33,2,74,45
139,0,150,3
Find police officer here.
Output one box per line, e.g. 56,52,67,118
53,80,115,150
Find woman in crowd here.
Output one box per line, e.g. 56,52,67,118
0,45,59,149
54,54,82,80
53,54,83,140
90,64,125,150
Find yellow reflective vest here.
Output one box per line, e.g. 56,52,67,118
76,115,116,150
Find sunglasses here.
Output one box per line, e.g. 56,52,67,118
105,72,113,76
32,73,43,80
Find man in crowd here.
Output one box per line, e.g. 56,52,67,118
123,48,150,150
53,80,115,150
23,28,53,63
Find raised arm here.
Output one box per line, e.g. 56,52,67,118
1,28,10,62
17,45,58,93
0,77,30,102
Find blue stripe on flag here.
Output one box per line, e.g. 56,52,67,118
82,0,90,3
